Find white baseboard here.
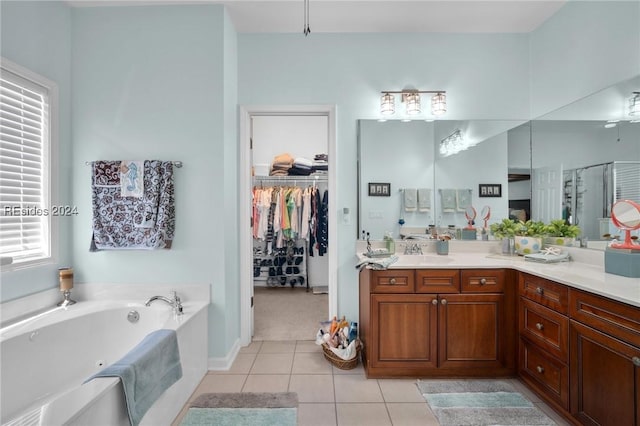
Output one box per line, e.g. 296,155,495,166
207,337,241,371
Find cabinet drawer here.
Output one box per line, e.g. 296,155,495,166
569,289,640,348
370,270,415,293
461,269,505,293
520,339,569,409
416,269,460,293
519,273,568,314
520,298,568,361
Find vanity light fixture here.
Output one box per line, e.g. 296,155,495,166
440,129,466,157
379,90,446,117
629,92,640,116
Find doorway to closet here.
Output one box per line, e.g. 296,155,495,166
239,106,337,345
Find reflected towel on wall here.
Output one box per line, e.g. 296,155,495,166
456,188,472,212
418,188,431,212
404,188,417,212
91,160,175,251
120,160,144,198
440,189,456,213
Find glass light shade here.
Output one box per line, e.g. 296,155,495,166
431,92,447,116
405,93,421,115
629,94,640,116
380,93,395,115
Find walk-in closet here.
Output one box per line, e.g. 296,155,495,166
250,115,330,341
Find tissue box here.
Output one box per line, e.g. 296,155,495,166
604,247,640,278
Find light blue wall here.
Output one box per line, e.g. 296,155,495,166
530,1,640,118
238,33,531,320
0,1,72,301
70,5,236,357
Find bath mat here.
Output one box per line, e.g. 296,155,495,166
417,379,556,425
180,392,297,426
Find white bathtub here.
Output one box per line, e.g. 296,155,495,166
1,292,209,426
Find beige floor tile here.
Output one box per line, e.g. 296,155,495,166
335,403,391,426
250,352,294,374
260,340,297,353
386,402,439,426
239,340,262,354
334,375,384,403
193,374,247,393
208,352,257,375
297,403,337,426
378,379,425,403
293,352,334,374
332,363,365,375
289,374,335,403
242,374,290,392
296,340,322,353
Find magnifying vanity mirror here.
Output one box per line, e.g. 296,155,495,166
464,206,477,229
481,206,491,229
610,200,640,250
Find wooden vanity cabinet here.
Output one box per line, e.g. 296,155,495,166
569,289,640,426
360,268,515,378
518,273,570,411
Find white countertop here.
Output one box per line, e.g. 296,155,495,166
356,240,640,308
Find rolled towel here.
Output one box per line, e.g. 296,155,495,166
440,189,456,213
417,188,431,212
404,188,417,212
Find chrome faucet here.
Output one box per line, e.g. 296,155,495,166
145,291,183,315
404,242,423,255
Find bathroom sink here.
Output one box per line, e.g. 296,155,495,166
394,255,454,266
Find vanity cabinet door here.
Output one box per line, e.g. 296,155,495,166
438,293,505,370
369,294,438,370
570,320,640,426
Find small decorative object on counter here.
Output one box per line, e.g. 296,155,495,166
436,236,449,255
315,316,362,370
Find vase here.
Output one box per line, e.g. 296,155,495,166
514,236,542,255
501,237,514,255
543,236,575,247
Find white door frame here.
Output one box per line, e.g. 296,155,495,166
239,105,337,346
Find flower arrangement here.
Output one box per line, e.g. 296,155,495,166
515,220,546,237
544,219,581,238
489,218,519,239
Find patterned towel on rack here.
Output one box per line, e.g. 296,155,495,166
90,160,175,251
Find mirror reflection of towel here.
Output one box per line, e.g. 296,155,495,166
440,189,456,213
456,189,472,212
418,188,431,212
404,189,417,212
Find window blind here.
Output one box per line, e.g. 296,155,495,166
0,67,50,263
614,161,640,204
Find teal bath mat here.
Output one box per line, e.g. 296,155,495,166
180,392,297,426
417,379,556,425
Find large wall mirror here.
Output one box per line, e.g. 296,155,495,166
358,75,639,248
358,119,530,239
530,75,640,250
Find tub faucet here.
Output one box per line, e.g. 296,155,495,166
145,291,183,315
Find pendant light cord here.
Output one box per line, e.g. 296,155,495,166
303,0,311,36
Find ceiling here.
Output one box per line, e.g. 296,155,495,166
68,0,568,33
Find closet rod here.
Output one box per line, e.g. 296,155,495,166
253,175,326,182
85,161,183,168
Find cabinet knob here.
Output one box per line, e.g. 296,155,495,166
432,299,438,305
389,278,396,285
536,366,545,374
441,299,448,305
480,278,487,285
535,287,544,295
633,356,640,367
535,322,544,331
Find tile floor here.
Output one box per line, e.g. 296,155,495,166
172,340,571,426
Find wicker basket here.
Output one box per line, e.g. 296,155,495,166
321,340,362,370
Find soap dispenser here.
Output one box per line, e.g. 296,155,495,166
384,232,395,254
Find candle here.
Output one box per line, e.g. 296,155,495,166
59,268,74,291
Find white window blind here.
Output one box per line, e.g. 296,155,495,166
0,64,51,265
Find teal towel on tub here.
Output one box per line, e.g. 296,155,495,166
85,329,182,426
